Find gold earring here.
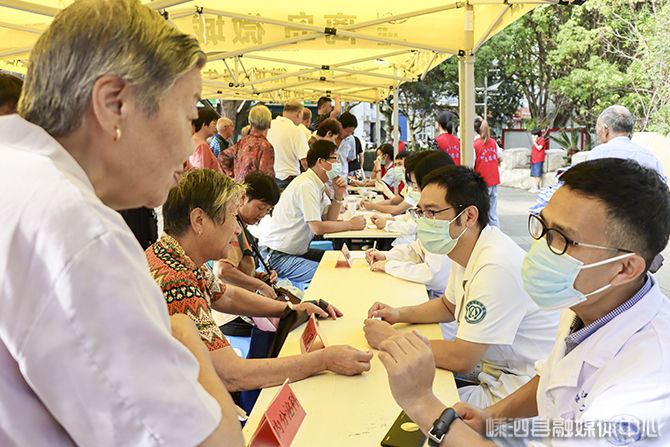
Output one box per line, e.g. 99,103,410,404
114,127,121,141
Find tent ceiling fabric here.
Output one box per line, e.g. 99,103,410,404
0,0,558,102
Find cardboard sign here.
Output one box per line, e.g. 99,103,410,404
299,314,326,353
335,243,353,268
247,380,306,447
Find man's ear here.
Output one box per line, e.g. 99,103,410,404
463,205,480,228
89,74,128,140
611,254,647,286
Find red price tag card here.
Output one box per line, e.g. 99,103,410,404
335,243,353,268
299,315,318,353
247,381,306,447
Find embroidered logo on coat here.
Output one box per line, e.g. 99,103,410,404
464,300,487,324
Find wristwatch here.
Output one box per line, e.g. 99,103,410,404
427,408,462,446
332,197,344,204
285,301,294,311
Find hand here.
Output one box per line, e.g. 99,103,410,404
373,157,382,170
323,345,373,375
364,248,386,264
258,282,278,299
332,176,347,196
347,215,366,230
363,318,399,349
378,331,438,413
322,302,343,320
370,215,387,229
452,402,492,436
268,270,278,284
369,260,388,272
294,302,328,318
361,200,374,210
333,94,341,103
367,301,400,324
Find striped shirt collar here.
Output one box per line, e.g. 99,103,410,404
564,275,652,354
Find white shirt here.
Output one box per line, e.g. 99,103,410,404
586,136,667,182
384,240,451,295
0,115,220,446
337,135,356,179
298,123,312,142
385,213,418,246
267,116,310,180
445,226,561,406
259,169,330,255
532,276,670,446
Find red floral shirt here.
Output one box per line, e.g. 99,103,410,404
145,234,230,351
219,132,275,182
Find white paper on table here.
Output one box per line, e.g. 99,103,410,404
349,251,366,260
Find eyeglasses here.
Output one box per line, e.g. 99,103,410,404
528,214,632,256
408,206,457,221
325,156,338,162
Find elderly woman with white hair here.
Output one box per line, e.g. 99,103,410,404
0,0,244,445
219,104,275,182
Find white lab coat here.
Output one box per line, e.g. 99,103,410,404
383,239,451,297
531,275,670,446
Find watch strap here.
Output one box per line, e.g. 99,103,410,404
427,408,462,446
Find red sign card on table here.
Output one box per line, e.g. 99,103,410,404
335,242,353,268
299,314,326,353
247,380,306,447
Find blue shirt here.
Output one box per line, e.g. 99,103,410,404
337,135,356,179
209,134,228,159
564,275,653,354
587,136,667,182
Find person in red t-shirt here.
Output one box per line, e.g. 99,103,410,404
474,120,500,227
530,128,546,192
434,110,460,165
187,108,225,174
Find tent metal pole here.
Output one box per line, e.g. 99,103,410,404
392,68,400,194
375,100,381,146
458,3,476,168
0,0,58,17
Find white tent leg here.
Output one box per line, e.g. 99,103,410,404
375,101,381,145
392,68,400,194
459,3,476,168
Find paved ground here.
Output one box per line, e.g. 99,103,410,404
497,186,670,296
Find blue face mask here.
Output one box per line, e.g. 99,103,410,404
326,162,342,180
521,239,634,310
406,188,421,205
417,209,467,254
393,166,405,183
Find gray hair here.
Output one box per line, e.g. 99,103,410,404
19,0,206,137
598,105,634,136
248,105,272,131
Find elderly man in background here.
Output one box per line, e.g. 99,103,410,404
299,106,312,141
587,104,666,181
311,95,341,131
0,72,23,115
210,116,233,158
219,104,275,182
189,107,224,174
267,100,310,189
0,0,244,445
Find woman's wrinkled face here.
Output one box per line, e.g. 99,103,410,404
120,67,202,208
201,199,241,261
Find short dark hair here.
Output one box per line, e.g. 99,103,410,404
436,110,453,134
0,73,23,112
404,151,433,183
414,151,455,189
395,151,411,161
244,171,280,206
163,169,245,236
422,165,490,228
560,158,670,271
316,118,343,137
531,128,541,137
338,112,358,129
377,143,394,159
317,96,332,108
307,139,337,168
192,108,219,132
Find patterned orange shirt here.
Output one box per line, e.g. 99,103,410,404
145,234,230,351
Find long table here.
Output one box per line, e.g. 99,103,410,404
242,251,459,446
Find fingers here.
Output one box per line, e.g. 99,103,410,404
367,302,384,318
326,305,339,320
410,329,431,348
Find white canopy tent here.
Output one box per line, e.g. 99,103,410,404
0,0,580,165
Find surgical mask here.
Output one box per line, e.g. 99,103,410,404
417,209,467,254
393,166,405,183
521,239,634,310
407,189,421,204
326,162,342,180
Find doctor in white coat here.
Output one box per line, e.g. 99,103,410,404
375,158,670,446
